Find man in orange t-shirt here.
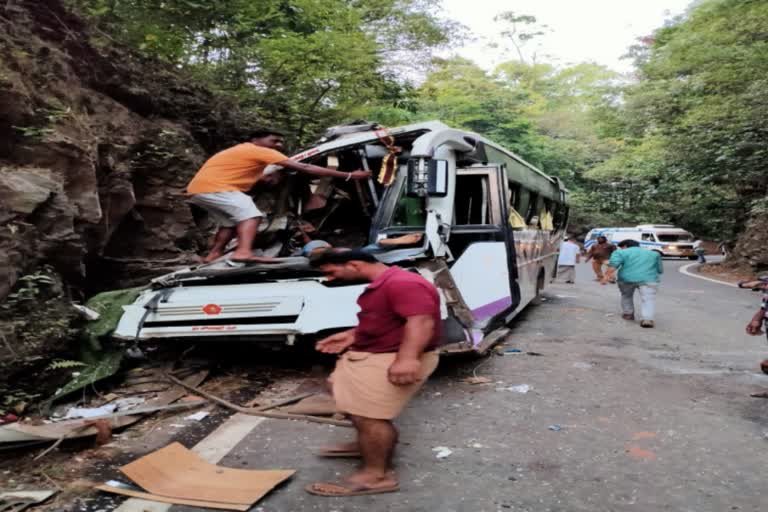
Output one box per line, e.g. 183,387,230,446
187,128,371,263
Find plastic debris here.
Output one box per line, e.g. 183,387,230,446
501,384,531,394
547,425,562,431
461,376,492,385
432,447,453,459
185,411,210,421
72,303,100,320
58,397,145,421
572,362,592,369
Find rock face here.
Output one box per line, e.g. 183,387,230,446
0,0,259,300
731,207,768,272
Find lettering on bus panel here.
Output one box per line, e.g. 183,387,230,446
191,326,237,331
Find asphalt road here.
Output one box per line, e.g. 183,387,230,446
159,258,768,512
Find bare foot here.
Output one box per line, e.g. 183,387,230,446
229,252,277,263
345,469,399,490
202,250,225,263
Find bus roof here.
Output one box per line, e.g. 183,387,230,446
291,121,566,202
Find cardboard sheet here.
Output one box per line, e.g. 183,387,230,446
119,442,294,505
96,485,250,511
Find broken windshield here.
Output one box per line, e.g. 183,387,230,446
392,196,427,227
656,233,693,242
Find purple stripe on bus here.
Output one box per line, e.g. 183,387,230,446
471,296,513,319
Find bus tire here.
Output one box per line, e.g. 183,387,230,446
531,270,546,306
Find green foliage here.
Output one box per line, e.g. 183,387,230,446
47,359,88,371
81,287,143,350
579,0,768,241
67,0,455,144
12,125,54,140
46,350,123,404
2,268,62,311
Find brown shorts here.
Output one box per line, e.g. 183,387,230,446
330,350,439,420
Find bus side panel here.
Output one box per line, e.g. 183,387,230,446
449,242,513,328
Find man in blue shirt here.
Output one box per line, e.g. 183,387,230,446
602,239,663,328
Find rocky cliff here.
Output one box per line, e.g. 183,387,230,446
0,0,258,302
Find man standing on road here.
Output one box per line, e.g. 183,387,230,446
305,250,441,497
187,129,371,263
602,239,663,328
740,276,768,376
585,235,616,282
557,236,581,284
693,238,707,264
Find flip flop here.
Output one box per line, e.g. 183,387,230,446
316,448,361,458
305,481,399,497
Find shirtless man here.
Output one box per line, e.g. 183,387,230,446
187,128,371,263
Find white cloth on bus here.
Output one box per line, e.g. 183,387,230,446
558,241,580,266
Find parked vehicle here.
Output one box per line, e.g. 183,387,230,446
113,121,569,354
584,224,696,259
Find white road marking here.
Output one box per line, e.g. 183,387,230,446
113,414,267,512
679,263,738,288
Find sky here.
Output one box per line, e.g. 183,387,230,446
440,0,694,73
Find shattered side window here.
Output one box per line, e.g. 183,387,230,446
392,196,426,227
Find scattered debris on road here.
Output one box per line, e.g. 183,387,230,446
500,384,531,394
167,374,352,427
97,442,294,509
547,425,562,432
0,489,57,512
432,447,453,459
461,376,492,385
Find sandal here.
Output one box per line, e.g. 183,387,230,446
305,481,399,497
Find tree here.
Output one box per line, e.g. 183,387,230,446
68,0,456,144
581,0,768,268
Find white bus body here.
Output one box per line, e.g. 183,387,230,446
585,224,696,259
113,121,569,354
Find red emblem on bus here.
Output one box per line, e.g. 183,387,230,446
202,304,222,315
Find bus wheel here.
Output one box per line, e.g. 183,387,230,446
531,270,546,306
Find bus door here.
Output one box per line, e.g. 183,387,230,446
446,165,518,329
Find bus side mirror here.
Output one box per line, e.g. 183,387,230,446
406,158,449,197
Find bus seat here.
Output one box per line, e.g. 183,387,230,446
508,208,526,229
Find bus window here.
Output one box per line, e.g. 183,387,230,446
508,182,520,210
553,204,568,230
516,188,531,221
540,199,555,231
455,174,491,225
641,233,655,241
526,193,540,226
507,182,525,229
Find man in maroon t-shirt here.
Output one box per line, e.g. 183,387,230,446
305,249,441,498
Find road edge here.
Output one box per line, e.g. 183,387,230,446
679,262,738,288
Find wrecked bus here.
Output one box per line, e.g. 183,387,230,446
113,121,569,354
